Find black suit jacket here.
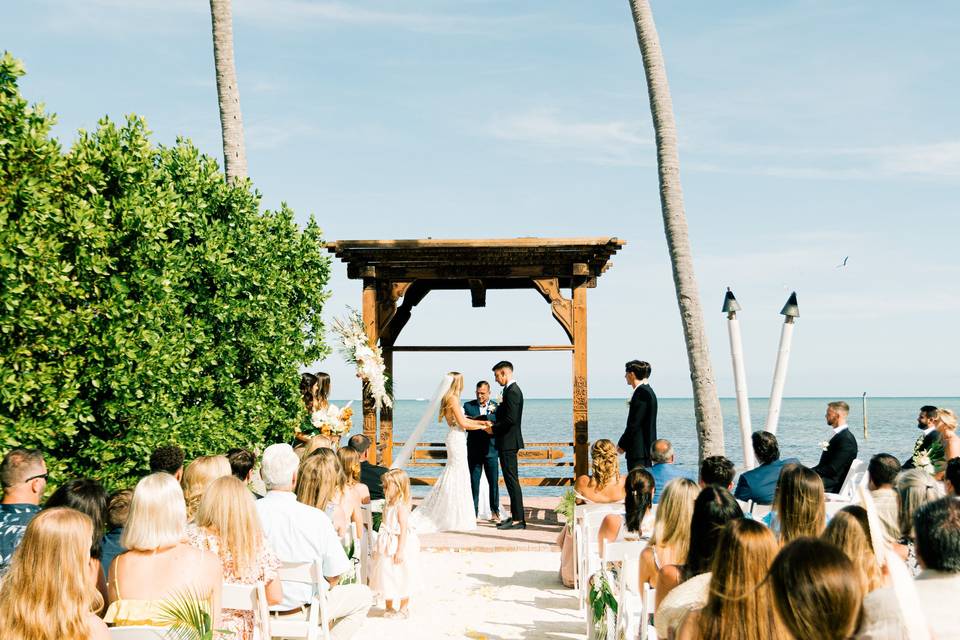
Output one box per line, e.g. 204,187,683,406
464,399,497,460
812,428,858,493
902,429,942,469
492,383,524,451
617,384,658,466
360,460,388,501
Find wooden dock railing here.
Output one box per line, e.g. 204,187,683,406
393,440,575,486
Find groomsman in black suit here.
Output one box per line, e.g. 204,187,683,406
490,361,526,530
617,360,658,471
902,406,942,469
813,401,859,493
464,380,500,521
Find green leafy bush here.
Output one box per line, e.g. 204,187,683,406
0,53,330,489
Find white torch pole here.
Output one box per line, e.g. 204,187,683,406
723,289,755,469
764,292,799,434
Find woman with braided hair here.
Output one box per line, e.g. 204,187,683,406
573,439,626,503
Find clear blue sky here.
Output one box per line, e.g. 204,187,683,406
5,1,959,399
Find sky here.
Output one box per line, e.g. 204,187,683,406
4,1,959,400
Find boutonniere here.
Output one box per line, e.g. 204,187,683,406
497,393,503,403
818,441,830,452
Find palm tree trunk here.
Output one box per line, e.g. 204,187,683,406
628,0,725,461
209,0,247,183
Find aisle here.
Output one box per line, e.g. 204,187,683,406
355,550,583,640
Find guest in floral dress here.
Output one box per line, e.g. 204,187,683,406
369,469,419,618
188,476,281,640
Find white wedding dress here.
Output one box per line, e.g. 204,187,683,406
408,412,478,533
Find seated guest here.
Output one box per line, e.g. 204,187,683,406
297,448,357,538
648,439,694,504
189,476,282,640
812,401,858,493
106,473,222,628
149,444,185,480
895,468,944,575
574,439,626,503
0,508,110,640
934,408,960,478
769,463,826,543
0,448,46,575
912,497,960,637
945,457,960,495
598,467,654,554
256,444,372,639
676,519,782,640
823,506,884,593
734,431,798,505
699,455,735,490
902,405,941,469
639,477,698,589
349,434,387,529
226,448,263,498
338,446,371,525
769,538,863,640
867,453,901,543
181,455,231,522
655,486,743,639
101,489,132,578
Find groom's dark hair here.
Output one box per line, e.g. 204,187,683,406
492,360,513,372
625,360,651,379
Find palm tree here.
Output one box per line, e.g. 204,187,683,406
209,0,247,183
628,0,724,460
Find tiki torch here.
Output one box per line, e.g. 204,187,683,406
723,288,755,469
764,292,799,434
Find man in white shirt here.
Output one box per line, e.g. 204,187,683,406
256,444,372,639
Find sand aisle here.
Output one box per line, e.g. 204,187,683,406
355,550,584,640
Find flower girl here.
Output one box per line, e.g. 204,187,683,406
370,468,419,618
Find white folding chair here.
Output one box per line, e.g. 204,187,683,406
575,503,623,610
358,507,374,584
269,560,330,640
603,540,645,640
109,628,170,640
638,583,656,640
222,582,271,640
825,459,869,516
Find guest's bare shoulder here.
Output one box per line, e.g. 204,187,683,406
88,614,111,640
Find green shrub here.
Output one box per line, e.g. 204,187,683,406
0,53,330,489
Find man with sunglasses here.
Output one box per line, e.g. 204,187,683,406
0,448,47,574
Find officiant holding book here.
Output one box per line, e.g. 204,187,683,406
465,380,500,521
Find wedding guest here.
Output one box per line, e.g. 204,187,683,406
617,360,658,470
256,444,372,639
226,447,263,498
0,508,110,640
934,408,960,476
0,448,46,574
648,439,694,504
699,456,735,490
895,468,944,575
101,489,132,577
912,497,960,637
598,466,654,554
769,538,863,640
769,463,826,543
297,448,356,538
902,405,941,469
188,476,281,640
655,486,743,638
106,473,222,628
338,446,371,529
349,434,387,530
867,453,901,543
945,457,960,495
734,431,798,505
675,519,783,640
574,439,626,503
813,401,858,493
181,454,231,522
370,469,419,619
823,506,884,593
639,477,698,590
149,444,185,480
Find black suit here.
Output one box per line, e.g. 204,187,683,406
464,399,500,516
902,428,942,469
617,384,658,470
360,460,388,501
813,427,858,493
493,382,524,521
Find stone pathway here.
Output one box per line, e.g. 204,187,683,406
416,497,563,552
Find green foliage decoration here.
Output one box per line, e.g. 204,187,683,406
0,53,330,489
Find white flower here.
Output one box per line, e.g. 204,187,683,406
819,441,830,452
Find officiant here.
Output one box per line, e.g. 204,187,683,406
465,380,501,522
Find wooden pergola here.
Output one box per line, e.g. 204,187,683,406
326,237,625,478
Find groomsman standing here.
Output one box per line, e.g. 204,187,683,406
617,360,658,471
902,406,942,469
464,380,500,521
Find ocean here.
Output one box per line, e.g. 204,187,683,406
335,396,959,496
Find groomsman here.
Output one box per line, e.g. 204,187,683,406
617,360,658,470
902,406,942,469
813,401,858,493
464,380,500,521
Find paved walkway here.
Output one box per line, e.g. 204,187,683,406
416,497,564,552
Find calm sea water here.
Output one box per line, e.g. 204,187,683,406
335,397,959,496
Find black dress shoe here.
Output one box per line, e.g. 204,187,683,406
496,518,514,529
507,520,526,530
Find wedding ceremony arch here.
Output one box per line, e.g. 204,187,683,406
327,237,625,483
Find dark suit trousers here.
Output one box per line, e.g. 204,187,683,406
499,449,524,521
626,455,649,473
469,448,500,516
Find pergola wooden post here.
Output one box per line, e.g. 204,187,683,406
328,238,624,479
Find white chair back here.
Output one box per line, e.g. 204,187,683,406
638,583,656,640
109,628,170,640
270,560,329,640
827,459,868,502
222,582,270,640
607,540,645,639
359,504,374,585
575,503,623,610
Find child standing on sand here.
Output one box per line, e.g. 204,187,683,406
369,468,419,618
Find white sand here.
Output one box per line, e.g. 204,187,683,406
355,550,585,640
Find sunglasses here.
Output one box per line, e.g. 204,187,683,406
24,473,48,483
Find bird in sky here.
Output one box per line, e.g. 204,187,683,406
836,256,849,268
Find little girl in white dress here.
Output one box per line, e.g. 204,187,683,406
369,468,419,618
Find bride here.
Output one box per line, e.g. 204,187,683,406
401,372,492,533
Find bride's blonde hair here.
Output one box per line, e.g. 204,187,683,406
438,372,464,422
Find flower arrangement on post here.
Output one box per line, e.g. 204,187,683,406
332,308,393,411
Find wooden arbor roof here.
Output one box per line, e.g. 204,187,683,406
327,237,625,476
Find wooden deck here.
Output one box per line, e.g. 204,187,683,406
414,496,563,552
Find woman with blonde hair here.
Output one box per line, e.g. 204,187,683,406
0,508,110,640
181,454,231,522
935,408,960,475
338,446,370,533
296,448,356,537
106,472,222,628
574,439,626,503
639,477,698,589
188,476,281,640
822,505,885,593
676,519,783,640
769,463,826,543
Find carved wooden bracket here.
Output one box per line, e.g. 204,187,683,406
379,280,431,344
532,277,574,344
468,279,486,308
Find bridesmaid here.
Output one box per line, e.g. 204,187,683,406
295,372,336,447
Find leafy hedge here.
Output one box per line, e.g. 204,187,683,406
0,54,330,489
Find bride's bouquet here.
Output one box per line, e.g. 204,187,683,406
310,402,354,438
332,308,393,411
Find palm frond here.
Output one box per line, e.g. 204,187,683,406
157,588,214,640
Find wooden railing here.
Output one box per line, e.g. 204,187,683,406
394,440,575,486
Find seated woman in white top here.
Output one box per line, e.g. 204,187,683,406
598,467,655,555
639,477,698,590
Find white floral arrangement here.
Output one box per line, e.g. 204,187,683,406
332,308,393,411
912,441,943,476
310,402,354,438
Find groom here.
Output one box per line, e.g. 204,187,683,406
490,361,525,530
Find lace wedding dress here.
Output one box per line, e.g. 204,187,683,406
408,412,478,533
